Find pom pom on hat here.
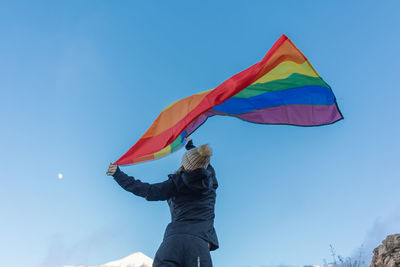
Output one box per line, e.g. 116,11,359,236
181,144,212,171
197,144,212,157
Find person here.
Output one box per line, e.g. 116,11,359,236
106,139,218,267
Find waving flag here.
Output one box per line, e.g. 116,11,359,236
114,34,342,165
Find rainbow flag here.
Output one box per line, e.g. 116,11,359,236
114,34,342,165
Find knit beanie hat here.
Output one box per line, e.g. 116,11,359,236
181,144,212,171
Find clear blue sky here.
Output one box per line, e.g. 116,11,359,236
1,1,399,267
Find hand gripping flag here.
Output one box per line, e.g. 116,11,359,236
114,34,343,165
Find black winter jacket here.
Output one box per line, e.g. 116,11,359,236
112,141,219,251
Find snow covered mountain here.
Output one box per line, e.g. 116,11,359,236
58,251,336,267
60,252,153,267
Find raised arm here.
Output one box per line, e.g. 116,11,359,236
107,164,176,201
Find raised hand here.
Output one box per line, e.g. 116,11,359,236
106,163,118,176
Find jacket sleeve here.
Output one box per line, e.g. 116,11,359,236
112,167,176,201
185,139,196,150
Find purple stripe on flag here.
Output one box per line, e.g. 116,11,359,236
227,104,342,125
185,112,212,136
185,104,341,137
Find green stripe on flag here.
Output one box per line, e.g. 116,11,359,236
233,73,331,98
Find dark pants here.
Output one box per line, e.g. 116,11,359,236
153,234,213,267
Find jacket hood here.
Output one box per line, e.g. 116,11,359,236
169,166,216,195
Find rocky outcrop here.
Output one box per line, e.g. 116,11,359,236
370,234,400,267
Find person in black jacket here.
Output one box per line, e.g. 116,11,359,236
106,139,218,267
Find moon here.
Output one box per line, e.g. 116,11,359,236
58,173,63,179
